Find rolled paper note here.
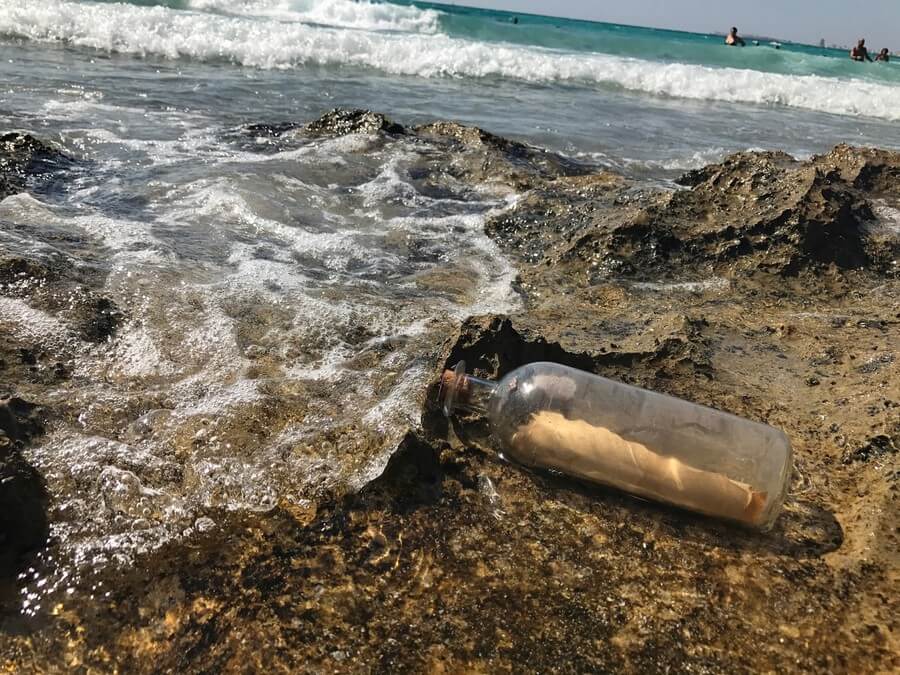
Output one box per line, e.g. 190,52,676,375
509,411,768,525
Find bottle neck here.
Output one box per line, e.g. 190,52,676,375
456,374,496,415
440,366,498,417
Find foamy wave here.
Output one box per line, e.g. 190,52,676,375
0,296,75,347
187,0,441,33
4,0,900,120
577,147,732,174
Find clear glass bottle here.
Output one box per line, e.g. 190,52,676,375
440,361,792,529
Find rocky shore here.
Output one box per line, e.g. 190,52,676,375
1,110,897,672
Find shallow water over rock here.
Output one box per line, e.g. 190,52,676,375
0,111,558,612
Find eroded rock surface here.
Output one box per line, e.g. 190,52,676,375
0,116,897,672
241,108,593,192
305,108,405,137
489,145,900,279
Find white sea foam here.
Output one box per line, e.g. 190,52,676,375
642,149,730,172
79,126,221,166
0,296,75,347
165,178,371,273
103,320,180,380
21,431,187,594
576,148,734,174
0,190,163,259
4,0,900,120
187,0,441,33
872,202,900,235
356,153,422,208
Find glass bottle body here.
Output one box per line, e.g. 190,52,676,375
443,361,792,529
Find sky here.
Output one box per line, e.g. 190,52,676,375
446,1,900,48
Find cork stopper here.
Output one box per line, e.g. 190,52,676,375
438,361,469,416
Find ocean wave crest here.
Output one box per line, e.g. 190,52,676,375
186,0,441,33
4,0,900,121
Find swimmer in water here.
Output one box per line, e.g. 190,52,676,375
874,48,890,62
850,39,873,62
725,27,746,47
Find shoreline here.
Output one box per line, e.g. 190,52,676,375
1,110,898,671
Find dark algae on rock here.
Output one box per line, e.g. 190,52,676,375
0,113,897,672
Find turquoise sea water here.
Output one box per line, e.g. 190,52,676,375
415,1,900,83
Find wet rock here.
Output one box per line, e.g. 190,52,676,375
0,397,48,582
0,251,123,345
304,108,405,137
814,143,900,194
842,428,899,464
669,153,874,273
676,150,797,188
415,120,521,150
242,121,304,138
489,146,900,280
0,255,51,286
442,316,595,378
0,454,48,581
485,172,625,262
244,110,593,194
0,397,42,445
0,132,72,200
414,120,593,191
71,295,122,344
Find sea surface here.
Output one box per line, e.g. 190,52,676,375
1,0,899,613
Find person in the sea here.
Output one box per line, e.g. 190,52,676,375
725,27,746,46
874,48,890,62
850,39,873,62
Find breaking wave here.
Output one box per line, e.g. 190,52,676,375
3,0,900,120
185,0,441,33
